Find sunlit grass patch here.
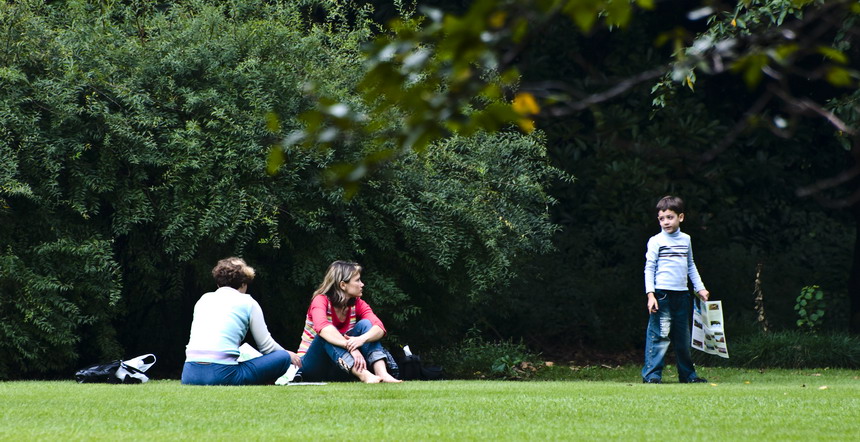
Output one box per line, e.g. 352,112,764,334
1,367,858,440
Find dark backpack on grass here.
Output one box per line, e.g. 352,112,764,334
396,353,444,381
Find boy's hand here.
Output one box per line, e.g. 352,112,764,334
646,292,658,314
697,289,710,301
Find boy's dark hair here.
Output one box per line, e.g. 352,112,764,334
656,195,685,214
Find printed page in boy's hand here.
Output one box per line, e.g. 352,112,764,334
692,300,729,358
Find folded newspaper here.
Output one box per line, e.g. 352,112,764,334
691,300,729,358
238,343,325,385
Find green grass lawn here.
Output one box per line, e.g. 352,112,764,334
2,366,858,441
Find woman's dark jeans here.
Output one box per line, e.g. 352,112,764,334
181,350,293,385
299,319,387,382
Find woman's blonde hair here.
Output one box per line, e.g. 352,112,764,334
314,260,362,309
212,257,255,289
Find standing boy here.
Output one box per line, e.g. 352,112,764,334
642,195,709,384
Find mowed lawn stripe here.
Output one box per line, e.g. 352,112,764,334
1,369,858,440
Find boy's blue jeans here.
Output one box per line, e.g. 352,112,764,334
299,319,387,382
181,349,293,385
641,290,700,383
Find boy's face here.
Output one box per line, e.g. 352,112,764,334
657,209,684,234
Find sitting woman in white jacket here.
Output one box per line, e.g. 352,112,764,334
181,257,300,385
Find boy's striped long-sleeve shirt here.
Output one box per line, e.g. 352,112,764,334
644,229,706,294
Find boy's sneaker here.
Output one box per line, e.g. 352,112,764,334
642,378,662,384
684,377,708,383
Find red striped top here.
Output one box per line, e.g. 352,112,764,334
297,294,385,355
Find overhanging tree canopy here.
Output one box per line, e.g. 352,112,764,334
0,0,566,379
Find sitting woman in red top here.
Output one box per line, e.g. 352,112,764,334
297,260,402,383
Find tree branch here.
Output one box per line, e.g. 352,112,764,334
700,90,774,163
528,67,668,116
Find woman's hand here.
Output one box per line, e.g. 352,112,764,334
288,350,302,368
351,349,366,373
344,335,368,352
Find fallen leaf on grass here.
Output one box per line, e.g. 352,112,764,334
519,361,537,372
545,361,555,367
819,386,828,390
709,383,718,386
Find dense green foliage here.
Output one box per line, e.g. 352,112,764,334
257,0,860,362
0,0,563,379
453,1,855,356
2,0,858,380
283,0,658,181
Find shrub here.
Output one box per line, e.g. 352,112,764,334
428,329,542,380
694,330,860,369
795,285,826,332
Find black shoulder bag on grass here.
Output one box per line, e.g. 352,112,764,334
75,354,156,384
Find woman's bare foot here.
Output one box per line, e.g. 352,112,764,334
379,373,403,383
371,360,402,383
354,369,382,383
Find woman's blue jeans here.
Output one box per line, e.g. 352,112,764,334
299,319,387,382
181,349,293,386
641,290,699,382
